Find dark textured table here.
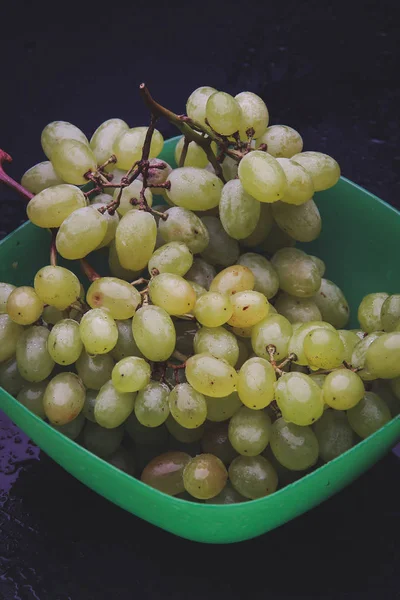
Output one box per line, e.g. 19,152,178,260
1,2,399,599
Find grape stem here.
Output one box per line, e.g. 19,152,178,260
178,137,190,167
130,277,149,287
50,229,58,267
0,149,34,201
80,258,101,282
267,345,297,376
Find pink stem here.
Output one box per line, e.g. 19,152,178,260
0,149,34,201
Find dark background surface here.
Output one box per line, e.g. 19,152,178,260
1,1,400,599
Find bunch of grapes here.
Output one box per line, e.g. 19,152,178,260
0,84,399,504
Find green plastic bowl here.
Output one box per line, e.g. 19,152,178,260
1,136,400,544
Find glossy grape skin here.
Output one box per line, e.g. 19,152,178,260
238,151,287,204
76,351,115,390
112,180,153,217
272,199,321,243
6,286,43,326
205,482,246,504
113,126,164,170
228,406,271,456
288,321,335,366
183,454,228,499
209,266,254,297
312,279,350,329
337,330,361,363
166,168,223,211
235,91,269,139
115,210,157,271
158,207,209,254
185,353,238,398
186,86,217,125
43,372,85,425
219,180,261,240
168,383,207,429
304,328,345,370
251,314,293,362
237,253,279,299
141,451,191,495
134,381,170,427
365,332,400,379
0,358,26,396
17,381,48,418
148,242,193,277
313,409,354,462
132,305,176,362
47,319,83,365
174,137,209,168
270,418,319,471
83,421,124,458
149,272,196,319
309,255,325,277
193,291,233,327
347,392,391,438
34,266,81,310
82,389,97,422
111,356,150,394
205,391,243,422
94,380,135,429
194,326,238,366
206,91,242,136
79,309,118,355
358,293,389,333
227,290,269,328
91,203,119,249
256,125,303,158
90,118,129,169
200,216,240,267
21,161,65,193
381,295,400,332
56,207,107,260
237,357,276,410
271,248,321,298
16,326,55,382
275,372,324,426
0,283,16,314
108,240,142,281
86,277,141,320
184,258,216,290
41,121,88,159
322,370,365,411
275,158,314,205
27,184,87,229
240,203,274,248
351,331,384,381
291,151,340,191
201,422,237,465
229,455,278,499
51,139,97,185
274,293,322,324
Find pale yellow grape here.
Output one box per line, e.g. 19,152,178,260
76,351,115,390
17,382,48,419
205,392,243,422
206,91,242,136
323,370,365,410
41,121,89,159
365,332,400,379
210,265,255,296
194,326,239,366
16,326,55,382
313,278,350,328
27,184,87,228
90,118,129,170
115,210,157,271
56,206,107,260
132,305,176,361
351,332,384,381
82,389,98,422
108,240,142,281
291,151,340,191
200,216,240,266
256,125,303,158
94,380,135,429
274,158,314,205
237,357,276,409
21,161,64,194
251,314,293,362
112,126,163,170
227,291,269,328
148,273,196,316
168,383,207,429
148,242,193,277
193,292,233,327
185,353,238,398
235,91,269,139
186,86,217,126
91,203,119,249
229,455,277,499
219,180,261,240
357,293,389,333
6,286,43,325
304,328,345,370
43,372,85,425
166,167,223,211
241,203,274,247
134,382,170,428
236,339,249,369
86,277,141,320
111,356,150,393
270,417,319,471
158,207,209,254
111,319,144,361
0,314,24,362
174,137,209,168
337,330,360,363
228,406,271,456
237,253,279,299
185,258,216,290
274,293,322,324
183,454,228,500
261,220,295,254
113,180,153,217
271,248,321,297
47,319,83,365
238,151,287,203
34,266,81,310
51,139,97,185
80,309,118,355
272,199,321,242
347,392,391,438
0,283,15,314
275,372,324,426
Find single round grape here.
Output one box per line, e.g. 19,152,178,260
51,139,96,185
193,291,233,327
116,210,157,271
132,305,176,361
56,207,107,260
90,118,129,169
82,389,97,422
291,151,340,191
94,380,135,429
227,290,269,328
210,266,254,297
219,179,261,240
0,357,27,396
272,199,321,243
206,91,242,136
229,455,278,499
201,422,237,465
338,329,360,363
205,482,246,504
168,383,207,429
41,121,88,159
205,391,243,422
185,353,238,398
275,372,324,426
6,286,43,325
76,351,115,390
194,326,239,367
183,453,228,499
43,372,85,425
166,167,223,211
313,278,350,328
47,319,83,365
251,314,293,362
313,409,354,462
200,215,240,266
141,451,191,495
159,207,209,254
271,248,321,298
86,277,141,320
304,328,345,370
238,151,287,204
347,392,391,438
235,91,269,139
27,184,87,228
16,326,54,382
358,293,389,333
237,253,279,299
274,293,322,324
0,283,16,314
365,332,400,379
148,241,193,277
184,258,216,290
186,86,217,125
165,415,204,443
351,332,384,381
241,203,274,247
83,421,124,458
228,406,271,456
111,318,144,361
256,125,303,158
21,161,65,193
52,412,86,440
111,356,150,393
270,418,319,471
275,158,314,205
288,321,335,366
112,179,153,217
237,357,276,410
108,240,142,281
113,126,164,170
79,309,118,355
91,203,120,249
17,381,48,418
148,272,196,316
134,381,170,427
381,295,400,332
34,265,81,311
261,220,295,255
174,137,209,168
322,369,365,411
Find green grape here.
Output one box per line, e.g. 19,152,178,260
241,203,274,247
238,150,287,204
235,91,269,139
82,389,97,422
351,332,384,381
274,293,322,324
288,321,335,366
194,326,239,366
168,383,207,429
158,207,209,254
183,453,228,499
141,451,191,495
134,381,170,427
115,210,157,271
52,412,85,440
112,356,150,393
0,357,27,396
261,220,296,255
16,326,54,382
272,199,321,243
219,179,261,240
313,278,350,328
86,277,141,320
0,314,23,362
237,357,276,409
185,353,238,398
0,282,16,314
193,291,233,327
205,482,246,504
210,266,254,296
275,372,324,426
237,253,279,299
313,409,354,462
43,372,85,425
111,318,144,361
256,125,303,158
56,206,107,260
369,380,400,418
148,273,196,316
358,292,389,333
27,184,87,229
90,118,129,170
381,295,400,332
174,137,209,168
270,417,319,471
184,258,216,290
165,415,204,443
83,421,124,458
186,86,217,126
251,314,293,362
275,158,314,206
271,248,321,297
41,121,88,159
21,161,65,194
148,242,193,277
309,255,325,277
94,379,135,428
79,309,118,355
166,167,223,211
17,381,47,418
132,305,176,361
228,406,271,456
220,155,239,181
322,369,364,410
201,422,237,465
76,350,114,390
34,265,81,310
6,286,43,325
113,127,163,170
91,203,119,249
206,91,242,136
347,392,391,438
200,216,240,266
229,455,278,499
47,319,83,365
205,391,242,422
338,330,360,363
365,332,400,379
108,240,142,281
304,328,345,369
291,151,340,191
113,180,153,217
227,290,269,328
51,139,97,185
